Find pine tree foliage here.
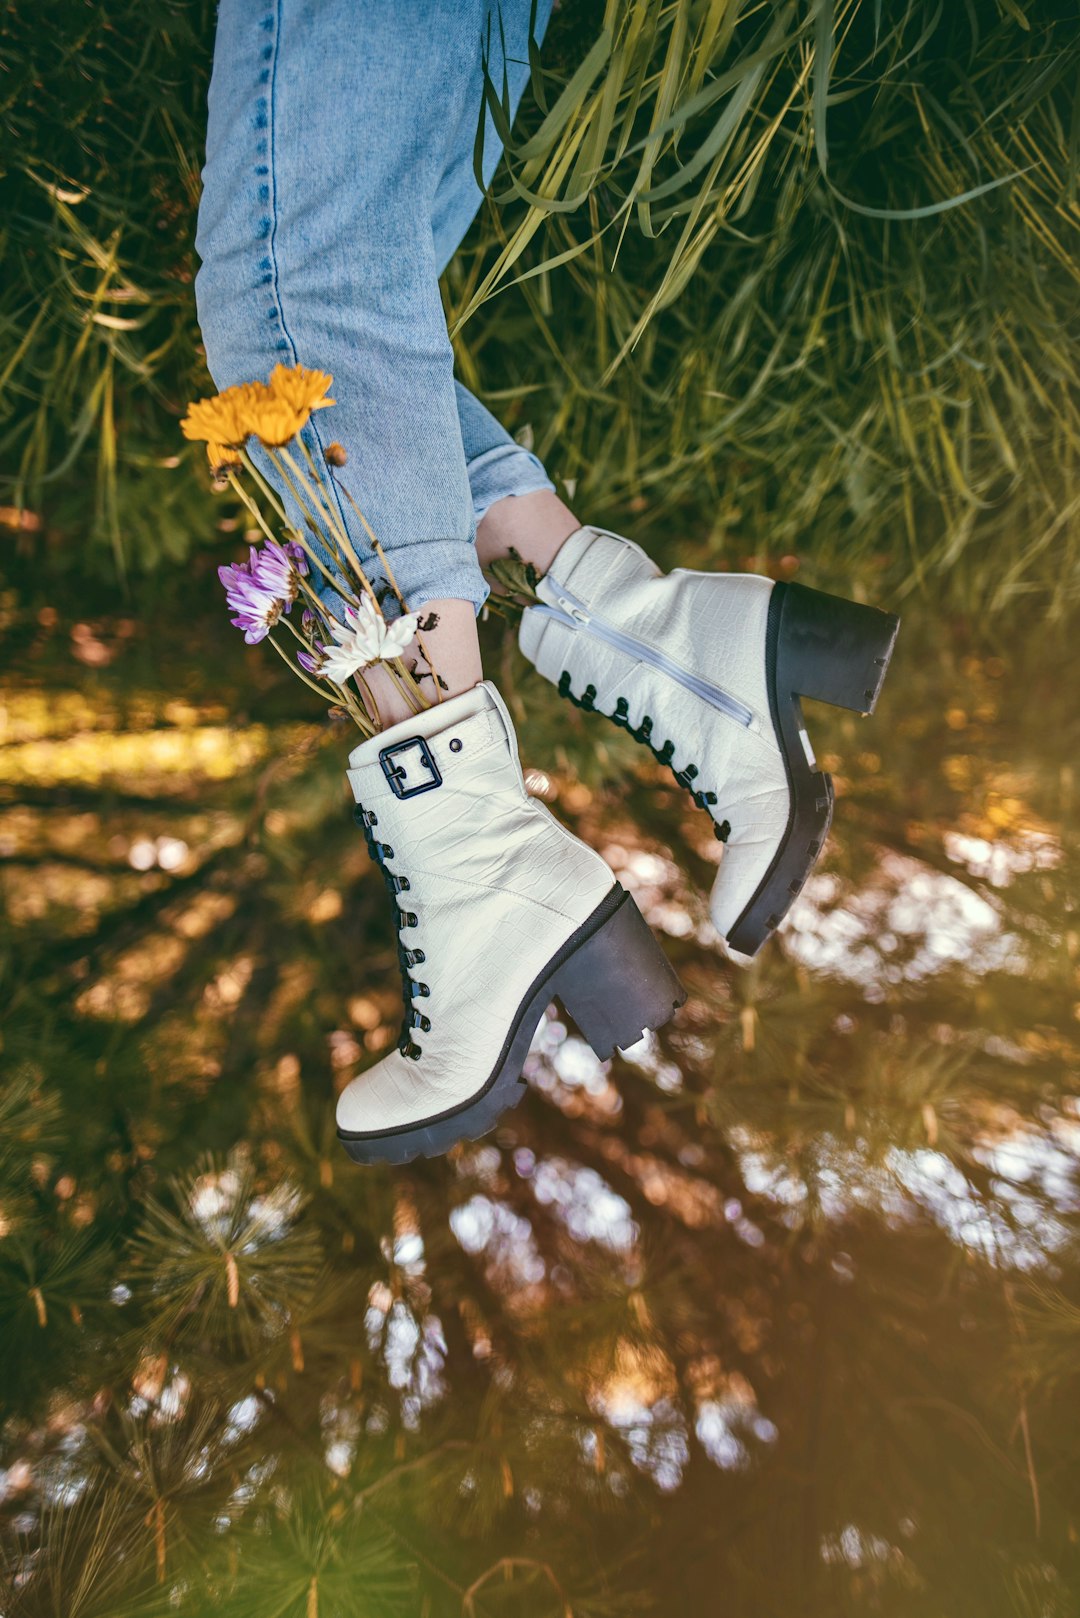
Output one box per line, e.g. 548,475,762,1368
2,2,1080,1612
129,1149,325,1354
1,558,1078,1613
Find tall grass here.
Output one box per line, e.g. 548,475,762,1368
2,0,1079,612
0,2,215,576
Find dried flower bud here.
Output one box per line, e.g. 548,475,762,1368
324,442,348,468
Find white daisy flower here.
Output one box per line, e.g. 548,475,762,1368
321,597,418,683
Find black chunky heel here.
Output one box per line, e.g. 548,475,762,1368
775,582,899,715
727,582,899,956
338,885,684,1166
552,888,687,1059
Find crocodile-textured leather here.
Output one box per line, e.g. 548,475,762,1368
335,681,615,1136
519,526,791,940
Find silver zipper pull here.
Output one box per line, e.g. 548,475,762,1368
557,592,592,621
553,594,590,626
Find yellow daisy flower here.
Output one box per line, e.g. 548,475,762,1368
244,393,310,448
268,363,335,418
180,382,264,447
182,366,335,453
206,441,243,473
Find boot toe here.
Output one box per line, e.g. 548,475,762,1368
336,1050,444,1139
708,787,793,941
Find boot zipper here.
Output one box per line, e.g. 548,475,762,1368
531,583,754,729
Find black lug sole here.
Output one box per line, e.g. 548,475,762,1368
726,581,900,955
338,884,686,1167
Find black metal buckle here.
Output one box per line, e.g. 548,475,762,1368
379,736,442,799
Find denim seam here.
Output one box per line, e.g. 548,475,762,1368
265,0,357,574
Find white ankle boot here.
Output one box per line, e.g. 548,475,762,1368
335,681,686,1165
519,528,899,956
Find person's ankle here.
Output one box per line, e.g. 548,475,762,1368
361,597,483,729
475,490,580,579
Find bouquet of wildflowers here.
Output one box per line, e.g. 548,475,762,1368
181,365,439,735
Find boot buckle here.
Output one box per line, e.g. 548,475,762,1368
379,736,442,799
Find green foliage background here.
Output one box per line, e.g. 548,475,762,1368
3,3,1080,1615
3,0,1080,612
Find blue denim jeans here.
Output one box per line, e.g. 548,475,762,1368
195,0,556,617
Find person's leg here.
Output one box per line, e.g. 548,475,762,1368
193,0,688,1165
425,0,575,563
475,484,580,577
422,6,899,963
196,0,506,718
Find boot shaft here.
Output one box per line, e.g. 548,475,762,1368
335,680,686,1156
344,682,615,1072
520,525,777,734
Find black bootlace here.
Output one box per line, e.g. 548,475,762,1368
353,803,431,1060
556,672,731,843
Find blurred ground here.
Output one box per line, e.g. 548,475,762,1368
4,0,1080,1611
1,551,1079,1615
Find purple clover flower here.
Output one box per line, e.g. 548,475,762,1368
297,646,325,675
218,541,308,645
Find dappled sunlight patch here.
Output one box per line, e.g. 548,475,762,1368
731,1112,1080,1272
619,1029,684,1094
0,686,156,745
0,806,245,941
525,1016,623,1121
75,930,189,1022
820,1523,922,1592
593,1135,724,1230
2,862,118,931
201,954,255,1014
126,834,190,873
587,1339,687,1493
74,892,240,1023
528,1156,637,1253
364,1281,447,1430
944,826,1061,886
787,852,1013,988
600,841,707,943
450,1194,547,1305
686,1361,777,1470
170,890,237,940
0,722,296,790
304,886,343,923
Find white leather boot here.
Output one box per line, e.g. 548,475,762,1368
335,681,686,1165
519,528,899,956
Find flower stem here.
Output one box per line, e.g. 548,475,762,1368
239,449,289,523
382,659,427,716
222,474,332,631
265,632,335,705
289,442,383,616
331,472,443,697
266,633,374,735
285,443,367,593
350,670,380,728
292,568,337,626
278,612,314,647
389,658,431,713
297,442,375,589
226,472,279,547
264,449,361,605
